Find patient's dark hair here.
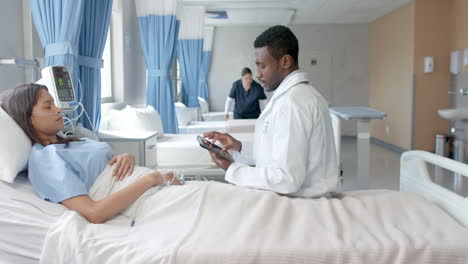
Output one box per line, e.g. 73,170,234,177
254,25,299,66
0,83,80,146
241,67,252,76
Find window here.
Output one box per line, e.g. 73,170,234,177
175,59,182,102
101,30,112,102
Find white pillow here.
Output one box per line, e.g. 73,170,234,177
107,105,165,137
0,107,32,183
198,97,209,114
99,109,120,131
174,102,191,126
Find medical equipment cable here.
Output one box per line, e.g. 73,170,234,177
63,103,95,133
76,78,95,131
63,103,84,129
63,116,75,136
61,79,96,134
81,102,95,132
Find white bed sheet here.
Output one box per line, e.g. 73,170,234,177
156,133,254,168
0,174,67,264
178,119,256,134
41,174,468,263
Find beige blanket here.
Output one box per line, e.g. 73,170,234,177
173,183,468,264
41,169,468,263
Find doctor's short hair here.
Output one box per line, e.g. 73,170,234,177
254,25,299,66
241,67,252,76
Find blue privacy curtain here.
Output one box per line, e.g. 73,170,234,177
178,6,205,107
77,0,113,131
198,26,214,102
136,0,179,133
198,51,211,101
29,0,84,87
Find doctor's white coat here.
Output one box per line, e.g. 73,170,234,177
225,72,339,197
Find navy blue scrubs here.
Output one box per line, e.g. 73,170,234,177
229,79,267,119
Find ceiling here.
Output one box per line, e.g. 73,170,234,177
182,0,412,26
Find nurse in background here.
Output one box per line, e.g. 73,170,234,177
224,67,267,120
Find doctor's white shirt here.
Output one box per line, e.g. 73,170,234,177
225,71,339,197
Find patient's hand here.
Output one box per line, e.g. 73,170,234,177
203,131,241,152
108,153,135,181
146,172,183,186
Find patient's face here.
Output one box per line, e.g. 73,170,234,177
255,46,283,92
30,90,64,138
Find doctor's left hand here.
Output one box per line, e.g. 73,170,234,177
108,153,135,181
208,150,233,171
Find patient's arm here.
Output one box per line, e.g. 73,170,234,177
61,172,180,224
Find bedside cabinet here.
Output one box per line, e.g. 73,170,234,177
98,131,159,168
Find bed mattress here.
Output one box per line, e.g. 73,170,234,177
0,174,67,264
202,112,233,121
178,119,256,134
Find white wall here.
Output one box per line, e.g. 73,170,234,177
208,25,370,135
0,0,25,92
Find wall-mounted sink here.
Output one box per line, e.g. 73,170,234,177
438,108,468,121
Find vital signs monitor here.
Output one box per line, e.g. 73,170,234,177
36,66,78,113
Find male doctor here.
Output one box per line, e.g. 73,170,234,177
203,25,338,198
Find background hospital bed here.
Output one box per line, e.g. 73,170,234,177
198,96,233,121
178,119,256,134
100,103,255,178
175,101,256,134
101,104,341,180
1,150,468,263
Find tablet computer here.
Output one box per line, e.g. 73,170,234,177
197,136,234,162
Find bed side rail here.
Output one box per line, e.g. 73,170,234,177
400,150,468,228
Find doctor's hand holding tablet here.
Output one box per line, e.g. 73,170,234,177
200,132,241,170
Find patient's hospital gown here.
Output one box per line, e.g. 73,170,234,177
28,138,114,203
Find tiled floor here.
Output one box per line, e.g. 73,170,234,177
340,137,468,197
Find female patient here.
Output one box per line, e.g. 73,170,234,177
0,83,181,224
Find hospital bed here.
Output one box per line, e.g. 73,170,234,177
101,104,341,178
175,101,256,134
198,96,233,121
1,150,468,263
178,119,257,134
100,103,255,177
155,132,254,176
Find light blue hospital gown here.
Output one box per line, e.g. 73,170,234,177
28,138,114,203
